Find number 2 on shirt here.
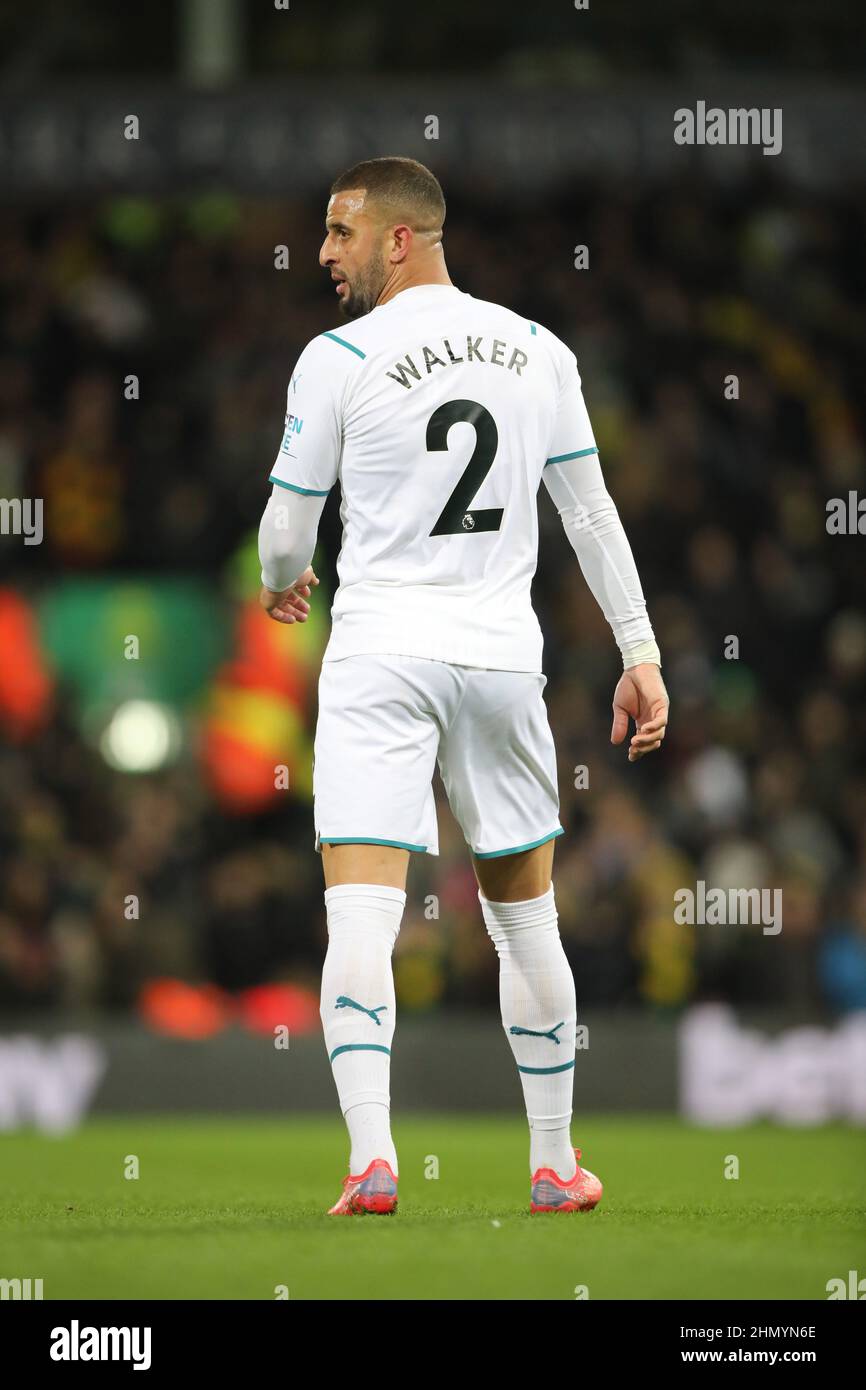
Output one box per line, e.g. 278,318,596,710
426,399,504,536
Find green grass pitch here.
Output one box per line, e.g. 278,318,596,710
2,1115,864,1300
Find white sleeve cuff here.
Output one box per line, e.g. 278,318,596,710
258,486,327,593
622,639,662,670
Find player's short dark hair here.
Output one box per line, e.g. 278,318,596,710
330,157,446,234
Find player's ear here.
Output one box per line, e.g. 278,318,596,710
390,224,412,262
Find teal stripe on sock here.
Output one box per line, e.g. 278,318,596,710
329,1043,391,1062
516,1058,576,1075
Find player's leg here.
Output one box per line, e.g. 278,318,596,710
312,656,443,1212
321,841,409,890
320,842,408,1204
471,835,555,903
440,669,601,1209
473,839,585,1194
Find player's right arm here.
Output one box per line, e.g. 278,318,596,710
257,335,347,621
540,343,669,759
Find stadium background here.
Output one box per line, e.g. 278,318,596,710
0,0,864,1302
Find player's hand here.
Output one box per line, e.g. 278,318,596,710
610,663,669,762
259,567,320,624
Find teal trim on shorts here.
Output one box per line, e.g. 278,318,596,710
269,475,331,496
516,1058,576,1075
544,446,599,467
530,323,537,335
322,330,366,360
473,827,564,860
329,1043,392,1063
319,836,427,852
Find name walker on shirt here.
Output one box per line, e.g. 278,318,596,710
387,335,529,390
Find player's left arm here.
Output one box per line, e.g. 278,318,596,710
258,336,344,623
541,346,669,760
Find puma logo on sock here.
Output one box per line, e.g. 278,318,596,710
509,1021,566,1045
335,996,388,1026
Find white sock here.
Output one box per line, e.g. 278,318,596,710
320,883,405,1175
344,1101,395,1176
479,884,578,1181
529,1122,575,1181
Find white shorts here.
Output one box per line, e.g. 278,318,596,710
313,654,563,859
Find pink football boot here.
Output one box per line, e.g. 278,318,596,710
327,1158,398,1215
530,1147,603,1213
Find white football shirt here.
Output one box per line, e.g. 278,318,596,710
269,284,598,672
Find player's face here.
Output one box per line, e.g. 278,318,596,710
319,190,387,320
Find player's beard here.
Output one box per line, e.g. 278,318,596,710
339,247,386,320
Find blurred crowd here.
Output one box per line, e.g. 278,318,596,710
1,172,865,1019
